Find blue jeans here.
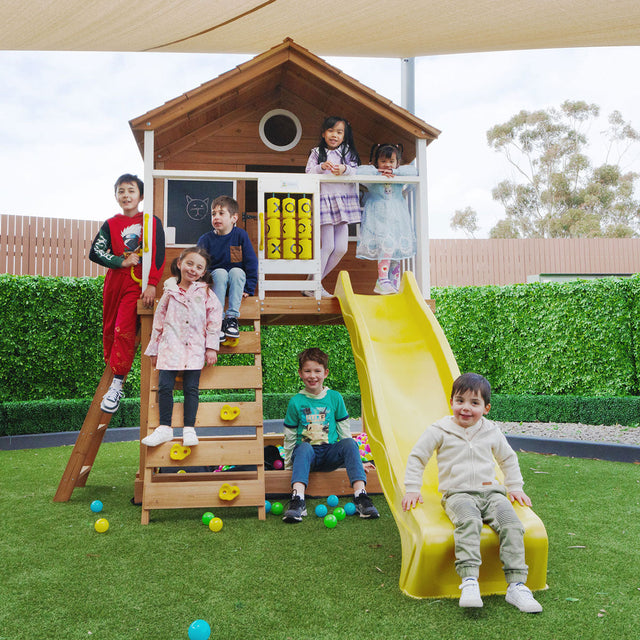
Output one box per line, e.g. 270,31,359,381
212,267,246,318
158,369,201,427
291,439,367,488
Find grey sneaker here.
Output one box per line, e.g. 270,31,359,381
354,492,379,519
100,385,124,413
459,578,483,608
282,494,307,523
506,582,543,613
224,317,240,339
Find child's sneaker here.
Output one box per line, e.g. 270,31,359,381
100,384,124,413
282,493,307,523
354,491,379,518
459,578,483,608
505,582,543,613
141,425,174,447
224,317,240,339
182,426,199,446
219,318,228,341
373,278,397,295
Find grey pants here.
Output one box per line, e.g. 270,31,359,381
442,489,528,583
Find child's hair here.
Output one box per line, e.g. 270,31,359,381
212,195,239,216
450,373,491,405
298,347,329,370
114,173,144,197
370,143,403,167
170,246,213,287
316,116,361,166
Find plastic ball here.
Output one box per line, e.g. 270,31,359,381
265,500,272,514
188,619,211,640
90,500,103,513
208,517,223,532
201,511,214,525
344,502,357,516
94,518,109,533
314,504,328,518
272,459,283,470
270,501,284,516
323,514,338,529
333,507,346,521
327,494,339,508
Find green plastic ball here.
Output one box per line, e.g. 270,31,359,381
270,501,284,515
324,514,338,529
202,511,214,525
333,507,346,521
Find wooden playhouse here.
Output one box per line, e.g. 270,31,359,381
55,39,440,523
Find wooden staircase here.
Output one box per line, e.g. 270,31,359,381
137,297,265,524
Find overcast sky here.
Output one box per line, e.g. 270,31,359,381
1,46,638,238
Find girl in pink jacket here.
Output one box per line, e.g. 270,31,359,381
142,246,222,447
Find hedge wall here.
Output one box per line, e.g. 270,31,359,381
1,273,639,406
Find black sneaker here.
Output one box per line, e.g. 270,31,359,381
282,494,307,523
219,318,227,341
354,492,379,519
224,317,240,339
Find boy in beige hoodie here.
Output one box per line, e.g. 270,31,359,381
402,373,542,613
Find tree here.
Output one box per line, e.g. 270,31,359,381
481,100,640,238
450,206,479,238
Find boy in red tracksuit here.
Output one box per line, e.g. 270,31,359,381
89,174,165,413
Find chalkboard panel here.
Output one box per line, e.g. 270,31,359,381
166,180,234,245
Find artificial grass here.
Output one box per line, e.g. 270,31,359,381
1,443,639,640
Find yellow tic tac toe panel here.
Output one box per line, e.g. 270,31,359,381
334,271,548,599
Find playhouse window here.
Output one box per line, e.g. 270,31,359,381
259,109,302,151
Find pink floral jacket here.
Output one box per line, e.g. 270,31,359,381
144,278,222,370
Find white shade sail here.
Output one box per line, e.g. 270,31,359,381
2,0,639,56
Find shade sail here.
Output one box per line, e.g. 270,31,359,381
2,0,639,56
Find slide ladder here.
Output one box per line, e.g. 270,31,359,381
138,297,266,524
334,271,547,599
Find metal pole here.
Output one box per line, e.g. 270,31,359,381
401,57,415,114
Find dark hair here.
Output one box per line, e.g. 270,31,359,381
450,373,491,405
370,143,403,167
315,116,361,166
170,246,213,287
298,347,329,370
114,173,144,197
212,195,239,216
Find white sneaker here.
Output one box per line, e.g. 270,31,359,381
100,384,124,413
373,278,397,295
182,427,199,446
459,578,483,608
506,582,543,613
141,425,174,447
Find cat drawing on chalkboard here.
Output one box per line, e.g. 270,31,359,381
185,195,210,221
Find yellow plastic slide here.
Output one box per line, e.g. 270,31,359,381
334,271,548,599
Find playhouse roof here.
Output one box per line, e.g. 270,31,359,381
129,39,440,161
2,0,638,56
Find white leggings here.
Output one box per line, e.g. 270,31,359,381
320,222,349,280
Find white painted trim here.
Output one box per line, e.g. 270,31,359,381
258,108,302,152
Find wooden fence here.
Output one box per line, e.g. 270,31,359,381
1,214,639,285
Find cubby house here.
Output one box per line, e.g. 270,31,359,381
56,39,441,523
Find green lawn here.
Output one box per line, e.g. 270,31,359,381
1,443,639,640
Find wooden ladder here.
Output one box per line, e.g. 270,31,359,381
53,366,120,502
138,297,265,524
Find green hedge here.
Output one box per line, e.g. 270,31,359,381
3,393,639,438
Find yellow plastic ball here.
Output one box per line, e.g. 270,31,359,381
208,517,223,532
94,518,109,533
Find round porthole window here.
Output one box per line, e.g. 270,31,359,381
259,109,302,151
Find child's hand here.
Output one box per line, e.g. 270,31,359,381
402,491,423,511
331,163,346,175
509,490,532,507
379,167,395,178
122,253,139,268
149,355,157,368
205,349,218,366
320,161,334,171
141,285,156,308
363,461,376,473
242,292,249,298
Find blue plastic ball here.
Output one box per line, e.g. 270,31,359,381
265,500,272,514
315,504,328,518
327,494,339,508
90,500,103,513
344,501,357,516
188,619,211,640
